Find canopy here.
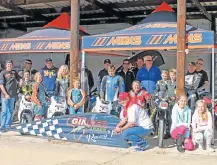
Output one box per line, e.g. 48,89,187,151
0,13,87,54
81,2,215,52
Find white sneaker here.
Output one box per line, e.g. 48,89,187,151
198,144,204,151
206,147,215,153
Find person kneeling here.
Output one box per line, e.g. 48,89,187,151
115,92,153,151
170,95,194,153
192,100,215,152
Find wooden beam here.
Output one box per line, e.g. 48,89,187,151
176,0,186,96
70,0,80,88
190,0,212,21
85,0,134,24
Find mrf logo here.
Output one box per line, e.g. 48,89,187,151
92,36,142,47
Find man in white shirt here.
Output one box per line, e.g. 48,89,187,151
115,92,153,151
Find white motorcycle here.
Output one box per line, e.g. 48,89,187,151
18,95,34,124
46,96,67,118
91,97,121,117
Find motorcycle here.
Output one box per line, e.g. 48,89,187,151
86,87,98,112
152,96,171,148
46,96,67,118
92,97,121,117
17,95,34,124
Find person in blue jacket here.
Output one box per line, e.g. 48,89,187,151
40,58,58,96
100,65,125,102
136,55,161,94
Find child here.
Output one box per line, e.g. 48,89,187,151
192,100,215,152
154,70,168,98
167,68,177,102
170,95,193,153
68,77,86,114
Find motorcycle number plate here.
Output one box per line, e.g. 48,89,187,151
160,102,168,108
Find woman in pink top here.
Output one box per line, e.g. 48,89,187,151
192,100,215,152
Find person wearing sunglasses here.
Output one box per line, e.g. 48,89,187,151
18,59,37,81
195,59,209,91
118,59,135,92
136,55,161,94
115,92,153,151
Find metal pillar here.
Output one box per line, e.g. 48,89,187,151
176,0,186,96
211,16,216,145
70,0,80,88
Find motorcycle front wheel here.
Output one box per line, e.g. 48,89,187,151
20,113,33,124
158,119,164,148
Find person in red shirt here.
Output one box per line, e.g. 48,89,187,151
128,80,151,110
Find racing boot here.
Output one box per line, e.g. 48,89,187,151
177,134,185,153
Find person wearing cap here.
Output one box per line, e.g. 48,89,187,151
100,65,125,103
18,59,37,81
118,59,135,92
39,58,58,96
115,92,153,151
195,58,209,91
185,62,202,110
136,55,161,94
0,60,22,131
97,59,111,92
185,62,202,90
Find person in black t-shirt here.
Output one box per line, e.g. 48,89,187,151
185,62,202,91
118,59,135,92
132,57,144,77
195,58,209,90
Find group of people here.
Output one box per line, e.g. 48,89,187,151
0,55,215,153
0,58,88,131
111,57,214,152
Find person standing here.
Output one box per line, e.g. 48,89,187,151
136,55,161,94
132,57,144,77
55,65,69,98
100,65,125,102
40,58,58,96
31,72,47,121
195,59,209,90
18,59,37,80
0,60,22,131
118,59,135,92
97,59,111,91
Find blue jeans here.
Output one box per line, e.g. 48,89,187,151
122,126,152,147
69,106,83,115
1,98,15,129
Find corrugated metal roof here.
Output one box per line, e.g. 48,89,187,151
0,0,216,29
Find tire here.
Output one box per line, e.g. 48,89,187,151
158,119,164,148
52,112,63,117
20,113,32,124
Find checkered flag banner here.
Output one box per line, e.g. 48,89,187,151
15,114,129,148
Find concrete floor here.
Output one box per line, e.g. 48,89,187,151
0,131,216,165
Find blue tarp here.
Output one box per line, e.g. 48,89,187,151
0,28,71,54
82,11,215,51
